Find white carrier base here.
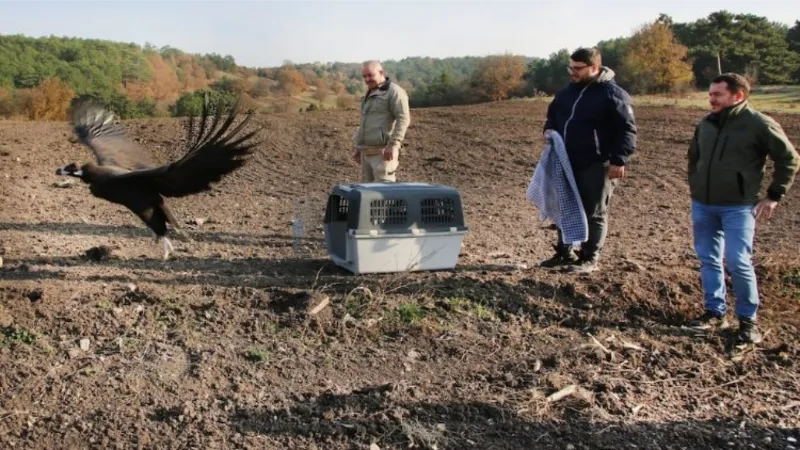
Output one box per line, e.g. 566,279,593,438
325,227,467,274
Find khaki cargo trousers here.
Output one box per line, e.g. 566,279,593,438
359,146,399,182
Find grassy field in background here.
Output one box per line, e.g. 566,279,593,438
525,85,800,114
634,85,800,113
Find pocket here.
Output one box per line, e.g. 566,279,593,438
363,126,385,146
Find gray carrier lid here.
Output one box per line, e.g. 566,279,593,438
323,182,467,234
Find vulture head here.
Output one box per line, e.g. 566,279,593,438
55,162,85,179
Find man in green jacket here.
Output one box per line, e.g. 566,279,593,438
352,60,411,182
687,72,799,344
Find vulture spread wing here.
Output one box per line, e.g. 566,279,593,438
70,101,158,170
113,95,260,198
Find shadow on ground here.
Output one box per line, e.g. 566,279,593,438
230,384,798,450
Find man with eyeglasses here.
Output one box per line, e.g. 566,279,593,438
352,60,411,182
539,47,637,273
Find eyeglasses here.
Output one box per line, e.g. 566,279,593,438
567,65,590,73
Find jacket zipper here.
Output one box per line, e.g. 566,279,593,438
562,84,590,147
358,89,379,145
705,127,723,202
716,136,729,161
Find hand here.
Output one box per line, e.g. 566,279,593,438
383,147,394,161
754,198,778,221
608,164,625,179
352,148,361,164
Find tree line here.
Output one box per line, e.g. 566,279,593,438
0,10,798,120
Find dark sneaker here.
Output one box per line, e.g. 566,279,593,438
737,317,763,344
687,310,728,330
539,246,579,268
567,258,598,274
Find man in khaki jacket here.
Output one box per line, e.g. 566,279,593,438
352,60,411,182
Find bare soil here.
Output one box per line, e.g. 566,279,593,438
1,101,799,449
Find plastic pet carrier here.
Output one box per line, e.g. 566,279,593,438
322,182,468,274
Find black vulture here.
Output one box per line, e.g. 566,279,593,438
56,95,260,260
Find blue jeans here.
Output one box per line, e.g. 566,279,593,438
691,200,759,320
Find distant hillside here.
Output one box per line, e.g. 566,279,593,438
0,34,528,120
1,12,798,121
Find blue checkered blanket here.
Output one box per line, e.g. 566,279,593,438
525,131,588,245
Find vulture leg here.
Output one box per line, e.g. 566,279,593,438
160,202,191,242
161,236,174,260
133,201,173,259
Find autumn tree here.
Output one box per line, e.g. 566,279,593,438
276,65,308,96
0,87,13,118
249,78,272,98
470,54,526,102
312,79,329,105
146,53,182,103
622,18,694,94
210,77,248,94
332,81,346,95
24,78,75,120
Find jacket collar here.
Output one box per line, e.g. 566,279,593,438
571,66,615,87
708,100,748,127
368,78,392,94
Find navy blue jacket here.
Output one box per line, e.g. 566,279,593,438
544,67,637,172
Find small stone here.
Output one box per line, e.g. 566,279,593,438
79,339,90,351
53,180,74,188
370,444,381,450
789,437,798,444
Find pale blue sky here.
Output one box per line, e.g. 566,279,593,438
1,0,798,68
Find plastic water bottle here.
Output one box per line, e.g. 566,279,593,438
292,217,304,256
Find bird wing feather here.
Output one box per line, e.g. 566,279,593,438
109,94,260,198
70,100,158,170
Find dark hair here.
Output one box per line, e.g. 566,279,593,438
570,47,602,66
711,73,750,98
